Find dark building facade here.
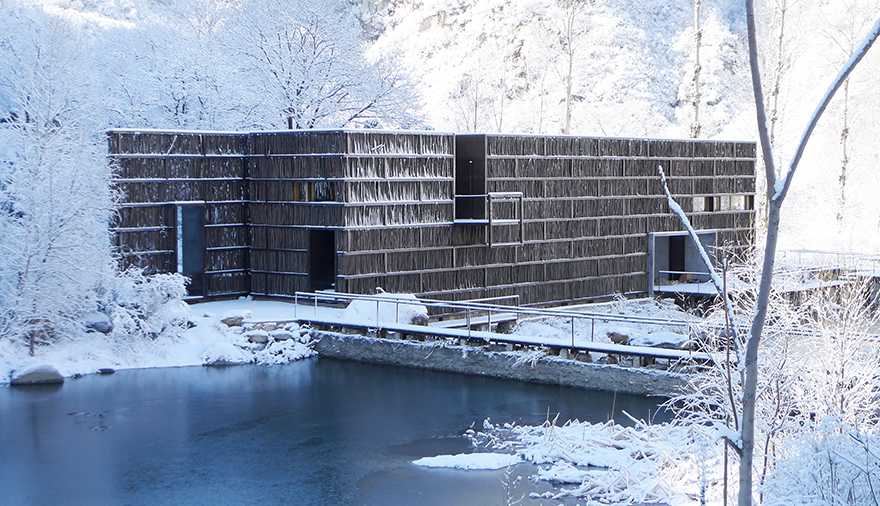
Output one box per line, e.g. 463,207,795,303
109,129,756,305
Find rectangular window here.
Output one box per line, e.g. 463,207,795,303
731,195,746,210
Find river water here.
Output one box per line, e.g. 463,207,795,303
0,359,667,505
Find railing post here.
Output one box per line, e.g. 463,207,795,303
571,317,575,347
487,193,493,247
591,319,595,342
314,295,318,318
376,299,380,328
467,308,471,338
487,309,492,331
294,293,298,319
519,195,524,244
395,301,399,324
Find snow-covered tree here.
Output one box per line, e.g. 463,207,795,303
229,0,418,129
0,5,116,349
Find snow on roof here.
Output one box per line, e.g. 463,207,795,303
105,127,753,144
107,127,456,136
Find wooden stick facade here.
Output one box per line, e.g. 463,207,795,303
109,129,756,304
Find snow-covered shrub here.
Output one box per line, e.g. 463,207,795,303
763,420,880,506
670,256,880,501
101,268,190,340
471,415,720,504
253,338,316,365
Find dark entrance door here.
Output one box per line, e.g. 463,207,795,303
668,235,686,281
309,230,336,291
176,204,206,296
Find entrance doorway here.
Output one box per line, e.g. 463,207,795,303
648,230,717,295
309,230,336,291
175,203,206,297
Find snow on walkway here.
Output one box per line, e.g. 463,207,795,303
511,298,698,351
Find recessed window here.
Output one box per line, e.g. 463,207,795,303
730,195,746,210
704,196,715,212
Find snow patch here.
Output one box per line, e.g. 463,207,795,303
412,452,521,470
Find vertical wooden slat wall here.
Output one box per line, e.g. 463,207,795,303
110,129,756,305
109,130,249,297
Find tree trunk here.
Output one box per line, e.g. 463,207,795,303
691,0,702,138
563,5,576,135
738,201,781,506
837,78,850,227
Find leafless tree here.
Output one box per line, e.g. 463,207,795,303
660,5,880,503
690,0,703,138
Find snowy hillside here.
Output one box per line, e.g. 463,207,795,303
2,0,879,253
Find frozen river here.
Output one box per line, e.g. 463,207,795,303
1,359,667,505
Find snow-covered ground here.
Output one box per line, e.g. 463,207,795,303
2,295,699,385
461,417,712,505
0,297,327,384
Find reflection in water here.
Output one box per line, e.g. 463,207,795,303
0,359,667,505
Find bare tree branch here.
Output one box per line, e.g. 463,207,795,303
773,17,880,203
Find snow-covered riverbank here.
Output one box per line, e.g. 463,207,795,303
0,298,328,384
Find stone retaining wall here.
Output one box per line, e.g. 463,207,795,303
313,331,687,397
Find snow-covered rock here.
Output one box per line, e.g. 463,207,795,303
341,293,428,325
244,330,269,344
269,329,294,341
84,311,113,334
412,452,521,470
10,364,64,386
201,341,254,366
220,315,245,327
607,331,630,345
630,330,690,349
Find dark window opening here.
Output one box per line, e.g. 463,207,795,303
704,196,716,212
746,195,755,210
454,134,487,220
668,235,686,281
309,230,336,291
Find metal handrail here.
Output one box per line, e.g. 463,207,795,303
292,290,706,346
289,290,880,346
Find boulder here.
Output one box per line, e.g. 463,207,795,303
269,330,294,341
220,315,245,327
97,368,115,375
495,320,516,334
10,364,64,386
244,330,270,344
574,351,592,363
607,332,630,345
410,314,429,326
254,322,278,332
84,312,113,334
